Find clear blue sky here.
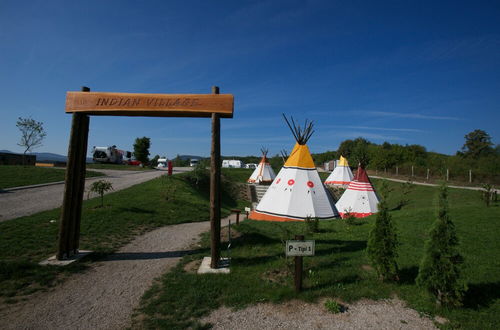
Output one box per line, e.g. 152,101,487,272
1,0,499,158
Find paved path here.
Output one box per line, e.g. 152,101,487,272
0,216,233,330
0,167,192,222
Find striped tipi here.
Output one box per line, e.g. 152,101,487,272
250,115,339,221
335,165,379,218
324,156,353,186
247,148,276,184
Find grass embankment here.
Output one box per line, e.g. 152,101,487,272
0,170,248,302
135,179,500,329
0,165,104,189
86,163,151,171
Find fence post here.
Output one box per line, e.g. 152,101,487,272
446,169,449,181
469,169,472,183
411,165,414,177
427,168,430,181
396,166,399,176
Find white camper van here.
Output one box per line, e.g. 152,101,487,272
222,159,245,168
156,156,168,170
92,146,124,164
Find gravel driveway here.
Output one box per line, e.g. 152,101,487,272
0,168,191,222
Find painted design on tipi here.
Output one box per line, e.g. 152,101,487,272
335,165,379,218
248,147,276,184
250,115,339,222
324,156,354,186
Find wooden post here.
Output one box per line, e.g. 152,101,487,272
469,169,472,183
411,165,414,177
396,166,399,176
57,87,90,259
427,168,430,181
210,86,221,268
446,169,449,181
294,235,304,292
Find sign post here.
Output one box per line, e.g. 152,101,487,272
286,235,315,292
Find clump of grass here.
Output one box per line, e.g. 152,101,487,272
324,299,344,313
304,216,319,233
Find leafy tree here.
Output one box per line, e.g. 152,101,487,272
366,181,399,281
89,180,113,207
337,139,355,159
133,137,151,165
16,117,46,164
460,129,493,159
416,185,466,306
351,137,371,166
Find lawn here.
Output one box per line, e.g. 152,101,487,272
134,179,500,329
0,170,248,301
0,165,104,189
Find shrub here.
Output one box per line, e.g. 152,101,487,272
366,195,399,281
480,183,493,207
416,184,466,307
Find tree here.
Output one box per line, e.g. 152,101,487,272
460,129,493,159
89,180,113,207
16,117,46,164
133,137,151,165
351,137,371,167
366,181,399,281
416,185,466,306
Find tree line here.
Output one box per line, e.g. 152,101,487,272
312,129,499,184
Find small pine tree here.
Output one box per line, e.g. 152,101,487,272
367,181,399,281
416,184,466,306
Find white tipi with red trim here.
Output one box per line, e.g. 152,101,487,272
247,148,276,184
335,166,379,218
324,155,353,186
250,116,339,222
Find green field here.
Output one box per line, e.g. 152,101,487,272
0,170,248,301
0,165,104,189
135,179,500,329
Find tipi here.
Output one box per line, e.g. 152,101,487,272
335,165,379,218
247,148,276,184
324,156,354,186
250,116,339,221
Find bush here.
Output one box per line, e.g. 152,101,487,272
416,185,467,306
366,196,399,281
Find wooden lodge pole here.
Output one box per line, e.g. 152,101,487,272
210,86,221,268
57,87,90,260
294,235,304,292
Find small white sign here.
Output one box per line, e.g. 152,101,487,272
286,240,315,256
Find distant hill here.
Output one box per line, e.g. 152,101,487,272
0,150,93,163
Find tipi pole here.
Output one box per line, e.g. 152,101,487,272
210,86,221,268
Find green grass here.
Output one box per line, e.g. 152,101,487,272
135,179,500,329
86,163,151,171
0,172,244,301
221,168,254,183
0,165,104,189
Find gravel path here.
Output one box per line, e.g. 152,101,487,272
0,168,191,222
0,217,231,330
202,298,439,329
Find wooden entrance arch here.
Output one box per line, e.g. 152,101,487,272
58,86,234,269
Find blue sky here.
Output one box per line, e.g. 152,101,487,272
1,0,499,158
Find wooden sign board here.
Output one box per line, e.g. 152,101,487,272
65,91,234,118
286,240,315,257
